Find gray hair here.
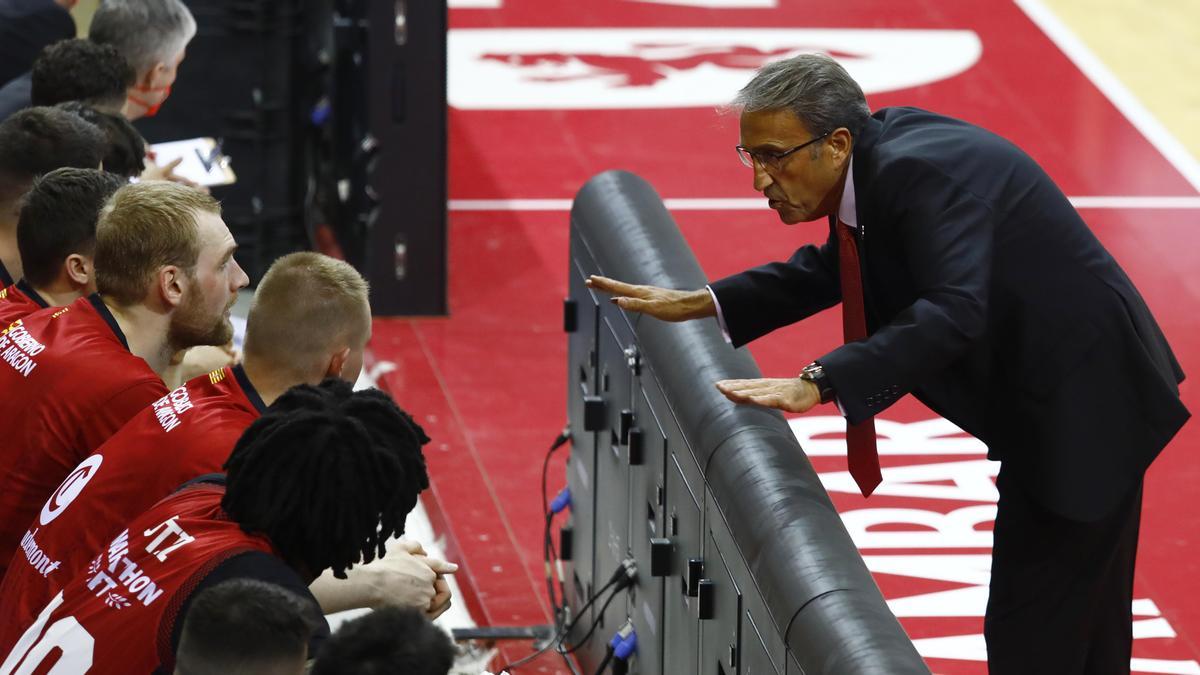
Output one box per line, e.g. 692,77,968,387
88,0,197,77
732,53,871,138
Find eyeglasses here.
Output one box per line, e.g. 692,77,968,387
735,131,831,171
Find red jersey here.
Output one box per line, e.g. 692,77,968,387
0,365,266,644
0,481,320,674
0,295,166,578
0,281,49,327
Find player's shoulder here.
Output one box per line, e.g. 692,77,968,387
176,370,259,419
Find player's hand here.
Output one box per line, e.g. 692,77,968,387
180,343,239,374
397,538,427,556
161,344,239,388
396,538,455,618
715,377,821,414
141,157,210,192
586,275,715,322
365,544,458,612
426,573,453,619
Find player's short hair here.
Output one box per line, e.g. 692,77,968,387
310,607,455,675
174,579,315,675
18,168,126,287
94,182,219,305
30,39,134,111
223,379,430,580
0,107,106,205
89,0,196,77
56,102,146,178
244,252,371,379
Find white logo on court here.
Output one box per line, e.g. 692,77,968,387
39,454,103,526
448,28,982,110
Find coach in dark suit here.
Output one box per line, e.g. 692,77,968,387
588,54,1189,674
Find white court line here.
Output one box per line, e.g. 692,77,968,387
633,0,776,6
448,196,1200,212
1070,196,1200,209
1014,0,1200,194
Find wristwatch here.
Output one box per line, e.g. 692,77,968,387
799,362,835,404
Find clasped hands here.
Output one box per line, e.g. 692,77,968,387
586,275,822,414
309,538,457,619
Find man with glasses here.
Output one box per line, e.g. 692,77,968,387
587,53,1187,674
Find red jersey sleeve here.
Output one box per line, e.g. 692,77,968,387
77,377,169,452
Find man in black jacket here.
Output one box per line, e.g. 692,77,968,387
588,53,1189,674
0,0,74,89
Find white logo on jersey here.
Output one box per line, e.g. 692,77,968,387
18,530,61,578
143,515,195,562
0,321,45,378
448,28,982,110
152,384,195,433
39,454,103,526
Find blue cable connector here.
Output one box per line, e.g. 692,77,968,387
550,487,572,514
614,629,638,661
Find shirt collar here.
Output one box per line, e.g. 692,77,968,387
87,293,130,350
838,156,857,228
232,363,269,414
15,279,49,309
175,473,227,493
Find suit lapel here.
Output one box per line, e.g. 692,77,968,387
850,114,887,331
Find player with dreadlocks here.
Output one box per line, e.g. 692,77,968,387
0,379,431,673
222,379,432,580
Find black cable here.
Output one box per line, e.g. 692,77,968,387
591,648,614,675
561,582,626,656
498,566,625,673
560,647,583,675
541,428,571,619
542,427,570,517
561,573,620,638
544,512,559,620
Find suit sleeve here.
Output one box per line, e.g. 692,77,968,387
819,159,995,424
707,220,842,348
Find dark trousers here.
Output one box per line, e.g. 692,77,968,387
985,465,1143,675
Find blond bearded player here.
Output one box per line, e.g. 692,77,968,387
0,182,248,576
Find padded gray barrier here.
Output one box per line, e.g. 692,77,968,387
563,170,928,674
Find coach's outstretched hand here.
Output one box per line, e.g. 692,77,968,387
716,377,821,414
586,275,716,322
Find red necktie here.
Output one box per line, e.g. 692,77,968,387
836,219,882,497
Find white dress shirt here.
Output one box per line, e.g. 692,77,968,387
709,157,857,340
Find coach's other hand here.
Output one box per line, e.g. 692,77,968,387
716,377,821,414
586,275,716,322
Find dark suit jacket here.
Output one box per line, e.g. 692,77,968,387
710,107,1189,520
0,71,32,122
0,0,73,89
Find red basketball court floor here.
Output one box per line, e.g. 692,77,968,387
367,1,1200,672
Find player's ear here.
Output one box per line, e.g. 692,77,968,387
325,346,351,378
159,265,187,309
64,254,92,287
